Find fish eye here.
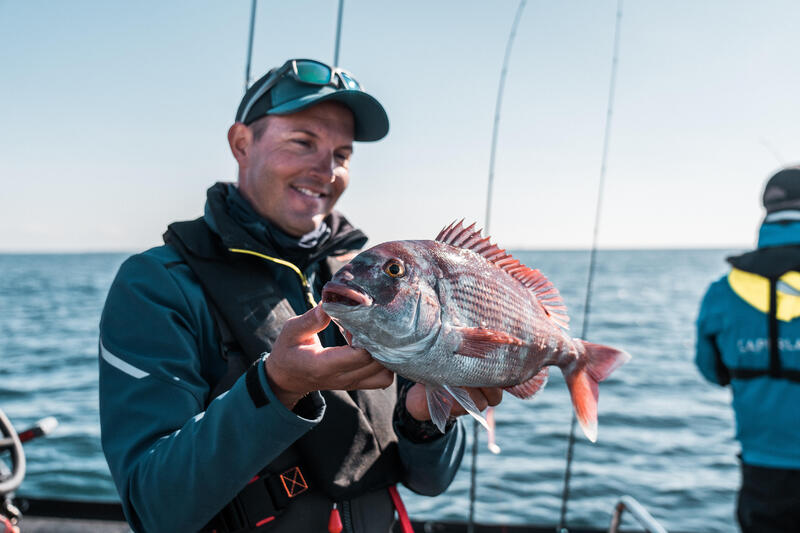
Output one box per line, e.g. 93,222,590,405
383,259,405,278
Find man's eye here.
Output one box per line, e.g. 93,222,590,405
293,139,311,147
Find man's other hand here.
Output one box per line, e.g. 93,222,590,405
264,306,394,409
404,383,503,422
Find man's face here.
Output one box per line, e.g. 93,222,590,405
236,101,355,237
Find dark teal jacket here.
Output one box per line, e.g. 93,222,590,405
98,184,465,532
695,221,800,469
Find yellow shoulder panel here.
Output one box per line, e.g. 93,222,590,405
728,268,800,322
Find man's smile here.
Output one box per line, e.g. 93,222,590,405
291,185,326,198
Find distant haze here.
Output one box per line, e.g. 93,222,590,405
1,1,797,252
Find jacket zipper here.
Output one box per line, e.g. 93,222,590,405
228,248,317,309
340,499,353,533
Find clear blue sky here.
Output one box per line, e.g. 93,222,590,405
1,1,798,252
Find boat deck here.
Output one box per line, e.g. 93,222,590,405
12,497,666,532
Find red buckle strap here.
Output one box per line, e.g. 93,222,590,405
388,485,413,533
279,466,308,498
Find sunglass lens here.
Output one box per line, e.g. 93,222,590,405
339,72,361,90
295,61,332,85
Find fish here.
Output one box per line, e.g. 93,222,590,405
320,221,631,442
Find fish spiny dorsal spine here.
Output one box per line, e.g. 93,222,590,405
435,220,570,330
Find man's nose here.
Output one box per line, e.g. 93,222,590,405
311,149,338,181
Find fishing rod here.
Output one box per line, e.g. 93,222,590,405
243,0,258,93
333,0,345,66
557,1,624,531
483,0,528,233
471,1,528,531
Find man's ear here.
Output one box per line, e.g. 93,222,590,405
228,122,253,166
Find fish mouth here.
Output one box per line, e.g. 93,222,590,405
321,281,373,308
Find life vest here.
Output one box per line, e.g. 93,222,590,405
164,216,402,532
723,245,800,383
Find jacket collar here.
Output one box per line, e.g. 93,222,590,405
758,220,800,248
203,182,367,270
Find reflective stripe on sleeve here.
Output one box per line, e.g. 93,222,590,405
100,341,150,379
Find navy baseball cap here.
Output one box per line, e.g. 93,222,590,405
235,59,389,142
763,166,800,215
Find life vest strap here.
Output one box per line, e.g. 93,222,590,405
202,465,310,532
729,367,800,382
768,278,782,378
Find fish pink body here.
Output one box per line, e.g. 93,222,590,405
321,221,630,441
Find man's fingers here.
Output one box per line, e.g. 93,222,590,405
447,387,504,417
308,357,391,391
282,306,331,341
343,368,394,390
464,388,488,411
333,359,391,388
480,387,504,407
316,345,375,371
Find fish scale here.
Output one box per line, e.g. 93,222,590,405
442,270,562,371
321,221,631,441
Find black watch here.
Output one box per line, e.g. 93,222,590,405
394,380,455,443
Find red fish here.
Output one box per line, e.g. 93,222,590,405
321,221,630,441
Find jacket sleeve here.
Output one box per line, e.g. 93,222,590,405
99,252,324,533
695,279,728,386
395,419,466,496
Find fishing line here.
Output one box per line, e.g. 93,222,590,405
759,137,786,165
557,1,624,531
243,0,258,93
333,0,345,66
471,1,528,531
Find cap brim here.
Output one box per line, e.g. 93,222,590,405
268,89,389,142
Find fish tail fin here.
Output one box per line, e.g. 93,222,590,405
577,340,631,382
564,367,599,443
564,340,631,443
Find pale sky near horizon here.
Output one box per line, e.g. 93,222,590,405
1,1,798,252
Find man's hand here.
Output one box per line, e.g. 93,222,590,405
264,306,394,409
403,383,503,422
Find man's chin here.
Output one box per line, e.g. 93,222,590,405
280,215,327,238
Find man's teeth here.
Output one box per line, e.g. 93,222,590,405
294,186,323,198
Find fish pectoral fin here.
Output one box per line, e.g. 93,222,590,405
504,367,549,399
443,384,490,431
486,406,501,454
454,326,525,358
425,386,455,433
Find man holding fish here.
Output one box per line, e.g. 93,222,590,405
97,59,504,533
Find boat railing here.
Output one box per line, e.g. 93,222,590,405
608,495,668,533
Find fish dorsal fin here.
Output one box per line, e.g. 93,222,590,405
436,220,570,330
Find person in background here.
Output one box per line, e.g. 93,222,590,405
695,165,800,533
98,58,502,533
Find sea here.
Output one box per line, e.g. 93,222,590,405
0,249,744,532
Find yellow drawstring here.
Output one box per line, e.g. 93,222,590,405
228,248,317,308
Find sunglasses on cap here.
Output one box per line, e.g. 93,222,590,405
237,59,363,124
